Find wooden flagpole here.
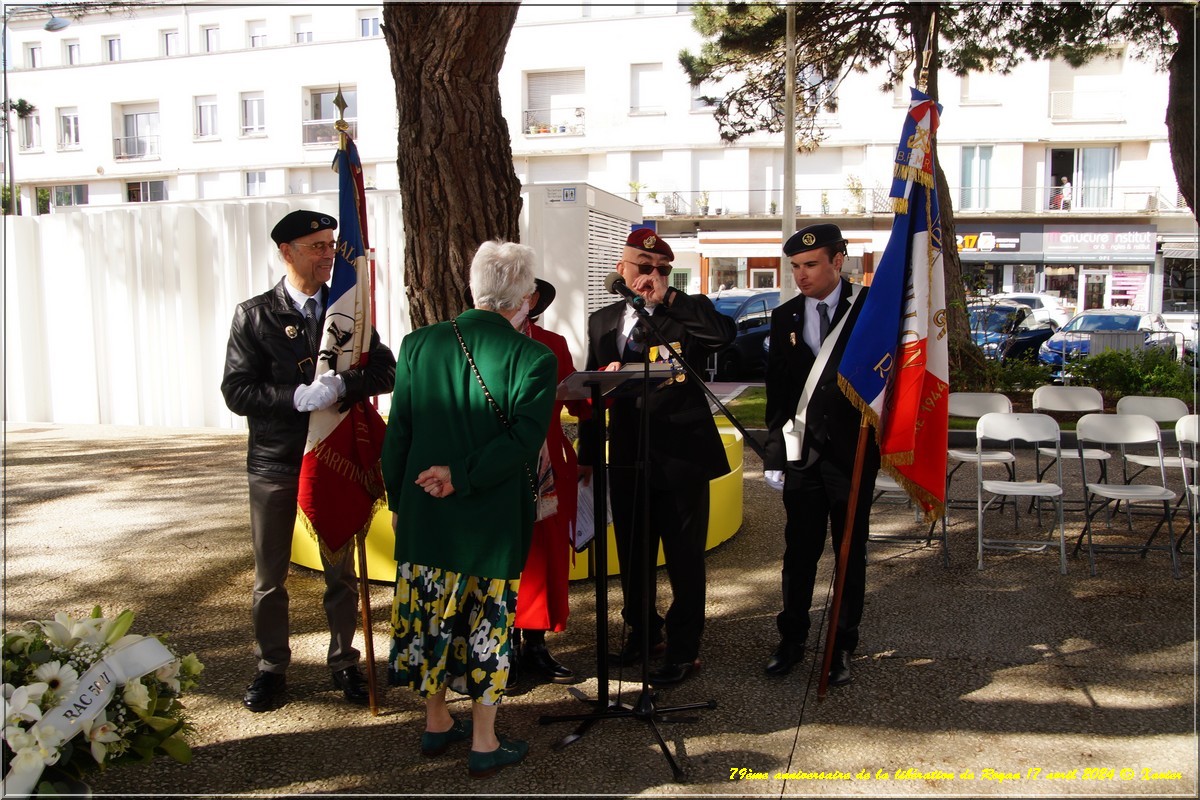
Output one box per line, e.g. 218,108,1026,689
817,417,871,700
335,85,379,716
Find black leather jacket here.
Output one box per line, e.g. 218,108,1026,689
221,277,397,476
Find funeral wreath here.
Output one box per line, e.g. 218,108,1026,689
2,607,203,795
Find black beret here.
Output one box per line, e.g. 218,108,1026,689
784,223,847,257
271,210,337,246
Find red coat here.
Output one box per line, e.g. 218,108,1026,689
515,322,585,631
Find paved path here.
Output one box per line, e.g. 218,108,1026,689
2,422,1195,797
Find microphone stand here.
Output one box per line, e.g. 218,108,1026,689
539,291,718,782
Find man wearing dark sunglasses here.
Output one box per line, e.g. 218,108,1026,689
578,228,735,688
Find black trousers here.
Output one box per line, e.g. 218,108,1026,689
248,472,361,673
777,456,876,653
609,459,709,664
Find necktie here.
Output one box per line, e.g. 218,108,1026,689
817,301,831,343
304,298,322,352
622,322,645,363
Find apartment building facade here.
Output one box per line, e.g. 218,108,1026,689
4,2,1195,332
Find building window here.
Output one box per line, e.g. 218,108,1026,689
117,110,160,159
359,13,381,38
161,30,180,56
64,40,80,65
1162,257,1197,313
525,70,585,134
1048,146,1116,210
194,96,218,138
18,114,41,151
690,83,716,112
248,20,267,48
127,180,167,203
25,44,42,69
53,184,88,207
304,88,357,144
58,108,81,150
293,15,314,43
630,63,664,114
245,170,267,196
959,145,993,210
202,26,220,53
103,36,121,62
960,70,1001,104
241,92,266,135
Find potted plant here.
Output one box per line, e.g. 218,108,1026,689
628,181,643,203
846,175,866,213
820,191,830,214
697,190,710,215
769,199,778,215
644,190,666,216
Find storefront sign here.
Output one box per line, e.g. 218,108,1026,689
1043,224,1155,261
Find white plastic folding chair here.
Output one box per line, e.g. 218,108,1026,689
1031,385,1109,507
1175,414,1198,554
1115,396,1189,484
976,413,1067,574
945,392,1016,505
1074,413,1180,579
870,472,949,567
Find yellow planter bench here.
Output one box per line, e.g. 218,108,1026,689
291,427,744,582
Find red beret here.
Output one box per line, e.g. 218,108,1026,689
626,228,673,260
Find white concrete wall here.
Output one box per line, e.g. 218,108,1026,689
4,192,409,428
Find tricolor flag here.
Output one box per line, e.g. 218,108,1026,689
837,87,949,521
297,133,388,558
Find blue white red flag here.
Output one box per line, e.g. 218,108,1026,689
297,133,387,558
837,87,949,520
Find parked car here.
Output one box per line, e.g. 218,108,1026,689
968,301,1057,362
994,292,1073,328
708,288,780,379
1037,309,1177,379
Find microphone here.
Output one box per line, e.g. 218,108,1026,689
605,271,645,307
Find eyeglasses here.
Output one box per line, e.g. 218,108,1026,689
622,260,672,277
290,241,337,254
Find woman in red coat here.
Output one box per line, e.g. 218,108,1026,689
515,279,587,682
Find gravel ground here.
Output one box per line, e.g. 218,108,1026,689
2,421,1196,798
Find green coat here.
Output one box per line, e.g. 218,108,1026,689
382,309,556,580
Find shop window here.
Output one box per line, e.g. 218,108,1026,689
1162,258,1197,313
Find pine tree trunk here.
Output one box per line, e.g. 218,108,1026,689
382,3,523,328
1157,4,1196,220
912,6,986,381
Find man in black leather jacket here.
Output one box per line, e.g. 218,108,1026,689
221,209,396,713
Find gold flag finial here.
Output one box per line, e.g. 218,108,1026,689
333,85,349,133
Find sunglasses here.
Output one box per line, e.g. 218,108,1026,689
624,260,672,277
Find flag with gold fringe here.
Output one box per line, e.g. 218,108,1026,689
297,132,387,559
837,87,949,521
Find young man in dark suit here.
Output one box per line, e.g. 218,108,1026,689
579,229,735,687
762,223,880,687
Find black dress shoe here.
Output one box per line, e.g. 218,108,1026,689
828,649,853,687
764,641,807,677
332,665,371,705
243,670,286,712
649,659,700,688
607,637,666,667
521,643,576,684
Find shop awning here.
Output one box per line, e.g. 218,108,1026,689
1162,246,1198,259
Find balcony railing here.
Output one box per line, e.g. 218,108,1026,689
1049,90,1124,122
625,185,1188,218
302,118,357,146
523,106,586,136
113,136,160,160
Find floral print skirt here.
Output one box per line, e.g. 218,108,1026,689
387,561,518,705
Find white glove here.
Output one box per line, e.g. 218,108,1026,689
315,370,346,398
293,375,339,413
764,469,785,492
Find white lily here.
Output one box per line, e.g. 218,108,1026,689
4,725,34,749
79,717,121,764
154,660,181,694
3,683,49,726
33,661,80,700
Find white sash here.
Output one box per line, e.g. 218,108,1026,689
782,285,863,467
2,636,175,796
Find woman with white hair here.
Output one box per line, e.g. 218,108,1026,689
382,240,556,778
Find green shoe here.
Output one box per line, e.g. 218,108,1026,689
468,736,529,778
420,718,472,757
